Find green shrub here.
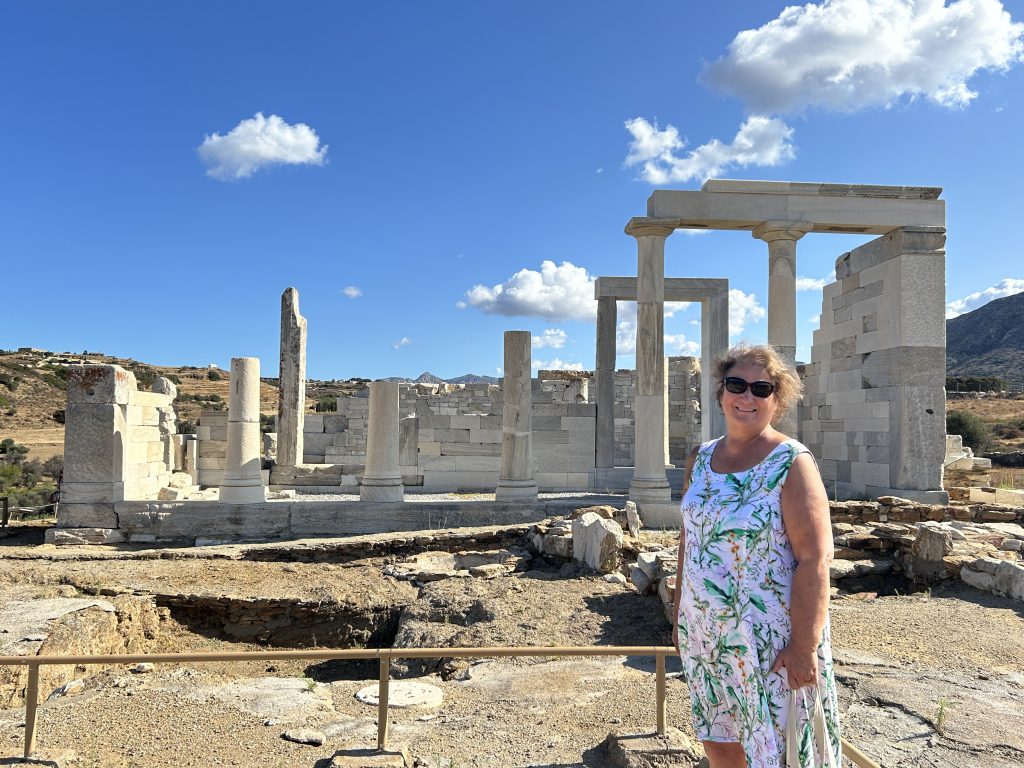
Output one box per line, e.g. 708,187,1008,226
0,372,19,391
177,420,197,434
947,411,992,452
42,455,63,478
314,399,337,412
947,375,1009,393
207,369,223,381
52,409,65,424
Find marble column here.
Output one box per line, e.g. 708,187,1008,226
277,287,307,467
361,381,404,502
753,221,812,438
595,296,617,468
220,357,266,504
627,222,674,505
496,330,538,501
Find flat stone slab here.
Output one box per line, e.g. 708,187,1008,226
329,745,411,768
0,598,115,656
603,728,703,767
355,681,443,708
161,676,335,723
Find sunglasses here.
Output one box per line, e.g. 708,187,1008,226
722,376,776,398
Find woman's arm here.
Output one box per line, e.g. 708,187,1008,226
771,452,833,688
673,446,700,653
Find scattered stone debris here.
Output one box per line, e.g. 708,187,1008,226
602,727,703,767
46,679,85,701
384,547,530,583
281,727,326,746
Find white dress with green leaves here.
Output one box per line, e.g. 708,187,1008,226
677,438,840,768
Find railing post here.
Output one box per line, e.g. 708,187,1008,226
655,651,666,736
377,654,390,751
24,662,40,759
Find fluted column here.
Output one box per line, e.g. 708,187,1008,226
496,330,538,500
753,221,812,437
595,296,617,468
277,287,307,467
361,381,404,502
220,357,266,504
627,221,674,505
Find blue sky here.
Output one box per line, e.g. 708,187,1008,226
2,1,1022,380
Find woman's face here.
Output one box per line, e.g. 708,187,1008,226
720,362,779,433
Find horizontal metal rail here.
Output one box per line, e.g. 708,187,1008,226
0,645,878,767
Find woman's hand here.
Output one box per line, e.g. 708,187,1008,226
771,644,818,689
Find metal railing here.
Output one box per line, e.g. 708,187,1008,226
0,645,878,767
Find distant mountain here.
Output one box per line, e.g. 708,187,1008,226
947,291,1024,382
446,373,501,385
414,372,447,384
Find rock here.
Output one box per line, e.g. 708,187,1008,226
987,523,1024,540
906,524,955,582
282,728,326,746
44,527,126,545
829,559,859,583
329,745,412,767
602,572,627,585
625,501,642,537
355,681,444,708
999,538,1023,552
47,679,85,700
151,377,177,398
993,560,1024,601
131,662,154,674
630,565,653,595
572,505,617,520
602,728,703,767
167,472,194,489
572,512,623,573
961,566,996,592
183,677,336,723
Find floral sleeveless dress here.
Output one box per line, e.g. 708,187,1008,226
677,438,840,768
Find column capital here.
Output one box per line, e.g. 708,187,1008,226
625,217,677,239
751,221,813,243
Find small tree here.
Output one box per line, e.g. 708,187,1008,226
947,411,992,452
207,369,223,381
42,454,64,479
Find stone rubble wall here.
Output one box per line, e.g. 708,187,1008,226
800,227,947,502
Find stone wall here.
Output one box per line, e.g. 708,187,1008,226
800,227,948,502
50,365,183,542
668,357,701,466
197,410,228,487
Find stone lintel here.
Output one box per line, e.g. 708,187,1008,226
701,179,942,200
644,189,945,234
594,276,728,302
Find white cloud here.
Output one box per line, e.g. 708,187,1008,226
392,337,412,349
729,289,767,337
946,277,1024,317
666,333,701,356
809,313,822,324
341,286,362,298
533,357,585,371
624,116,795,185
614,301,693,354
703,0,1024,114
796,270,836,291
197,112,328,181
532,329,568,349
461,261,597,321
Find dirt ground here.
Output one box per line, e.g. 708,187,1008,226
0,524,1022,768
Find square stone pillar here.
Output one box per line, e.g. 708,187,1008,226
496,330,539,501
702,289,729,440
277,287,307,467
361,380,404,502
56,365,135,529
594,296,617,468
219,357,267,504
626,222,674,508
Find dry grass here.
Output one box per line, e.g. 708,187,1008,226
990,468,1024,490
946,397,1024,450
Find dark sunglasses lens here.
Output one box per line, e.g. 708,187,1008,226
750,381,775,398
724,377,747,394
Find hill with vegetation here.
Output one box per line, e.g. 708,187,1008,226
947,291,1024,384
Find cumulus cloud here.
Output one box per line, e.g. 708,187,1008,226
809,313,822,324
946,278,1024,317
614,301,693,354
533,357,585,371
461,261,597,321
197,112,328,180
623,116,795,185
729,289,767,337
666,333,702,356
392,337,412,349
341,286,362,298
532,329,568,349
702,0,1024,114
796,271,836,291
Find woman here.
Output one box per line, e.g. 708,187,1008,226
673,344,839,768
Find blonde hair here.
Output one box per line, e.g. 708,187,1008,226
713,343,803,424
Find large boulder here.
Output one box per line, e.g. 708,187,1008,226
571,512,623,573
